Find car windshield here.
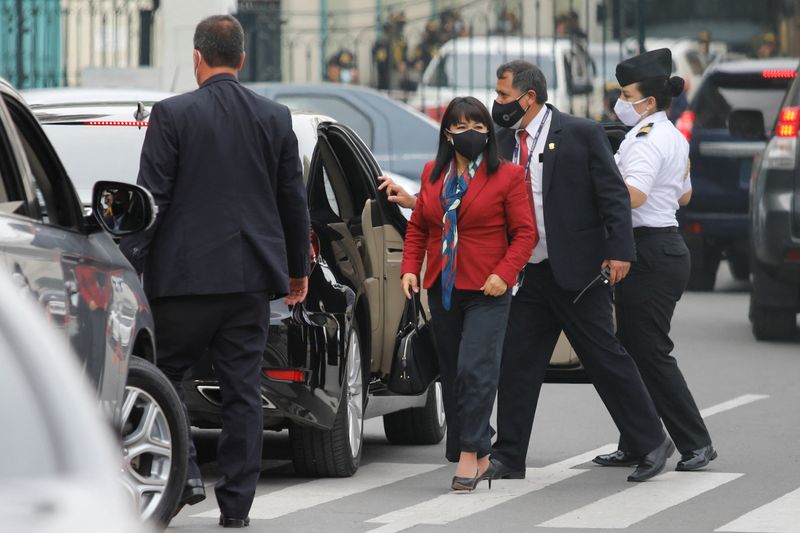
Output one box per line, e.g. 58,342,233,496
692,70,794,130
426,52,557,89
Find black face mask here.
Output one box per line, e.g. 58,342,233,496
449,129,488,161
491,93,531,129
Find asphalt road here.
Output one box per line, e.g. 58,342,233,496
169,263,800,533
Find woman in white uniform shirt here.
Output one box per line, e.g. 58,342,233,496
593,49,717,472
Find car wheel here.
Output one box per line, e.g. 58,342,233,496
687,244,720,291
750,299,798,341
383,381,446,445
728,254,751,281
290,325,364,477
121,356,189,528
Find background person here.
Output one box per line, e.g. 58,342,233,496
400,96,536,491
120,14,310,528
488,60,672,483
593,49,716,472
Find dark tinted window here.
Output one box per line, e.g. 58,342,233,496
692,71,793,130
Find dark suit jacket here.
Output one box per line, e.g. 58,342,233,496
121,73,310,299
497,104,635,291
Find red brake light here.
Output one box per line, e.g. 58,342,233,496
762,70,797,79
676,111,695,141
264,369,305,382
776,107,800,137
423,104,449,122
83,120,149,127
784,248,800,263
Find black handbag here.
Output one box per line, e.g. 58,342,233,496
387,294,439,395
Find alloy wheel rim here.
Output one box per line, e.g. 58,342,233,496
119,386,172,520
346,331,364,460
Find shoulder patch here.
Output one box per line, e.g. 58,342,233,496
636,123,654,137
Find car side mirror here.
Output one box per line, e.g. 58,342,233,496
729,109,766,141
91,181,156,237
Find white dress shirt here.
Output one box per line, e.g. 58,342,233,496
514,106,552,263
615,111,692,228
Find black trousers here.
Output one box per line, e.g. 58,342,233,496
493,262,665,471
150,292,269,519
616,232,711,454
428,280,512,462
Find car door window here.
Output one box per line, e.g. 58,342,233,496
2,95,81,229
276,95,375,149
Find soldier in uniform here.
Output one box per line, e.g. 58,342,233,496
593,48,717,472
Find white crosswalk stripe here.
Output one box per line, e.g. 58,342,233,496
538,471,743,529
191,462,442,519
716,487,800,533
363,445,617,533
699,394,770,418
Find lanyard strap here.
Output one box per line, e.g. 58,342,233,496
513,108,551,177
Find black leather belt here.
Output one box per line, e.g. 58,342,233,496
633,226,679,238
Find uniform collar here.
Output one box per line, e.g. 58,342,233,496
627,111,669,138
200,73,239,88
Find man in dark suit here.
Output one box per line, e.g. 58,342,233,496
121,15,310,528
489,60,673,483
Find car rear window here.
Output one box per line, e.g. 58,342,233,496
692,70,794,130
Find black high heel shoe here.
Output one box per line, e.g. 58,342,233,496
451,462,497,491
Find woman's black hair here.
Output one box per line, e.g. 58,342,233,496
429,96,501,183
636,75,685,111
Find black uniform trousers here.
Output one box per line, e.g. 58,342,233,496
150,292,269,519
427,280,512,462
493,262,665,471
616,231,711,454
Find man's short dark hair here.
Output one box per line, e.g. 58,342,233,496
496,60,548,104
193,15,244,68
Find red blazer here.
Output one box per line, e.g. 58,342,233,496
401,160,538,290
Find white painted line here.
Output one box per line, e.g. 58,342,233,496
538,471,743,529
700,394,770,418
192,462,442,519
363,444,617,533
716,487,800,533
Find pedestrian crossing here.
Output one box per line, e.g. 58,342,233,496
181,393,800,532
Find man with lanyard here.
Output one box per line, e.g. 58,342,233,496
489,60,673,483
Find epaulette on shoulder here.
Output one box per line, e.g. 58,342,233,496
636,123,654,137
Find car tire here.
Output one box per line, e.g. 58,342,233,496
383,381,446,445
750,299,797,341
289,325,365,477
687,244,720,291
121,356,189,529
729,254,751,281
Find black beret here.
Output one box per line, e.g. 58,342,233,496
616,48,672,86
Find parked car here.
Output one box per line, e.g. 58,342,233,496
729,69,800,340
0,268,149,533
246,83,438,183
674,58,799,290
3,80,187,526
409,36,595,121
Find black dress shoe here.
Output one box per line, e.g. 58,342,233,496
489,457,526,480
219,516,250,528
592,450,641,467
676,445,718,471
172,478,206,518
628,437,675,482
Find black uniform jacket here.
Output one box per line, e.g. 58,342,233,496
497,104,635,291
121,73,310,299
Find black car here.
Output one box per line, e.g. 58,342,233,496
26,89,447,479
2,80,188,527
730,70,800,341
246,83,439,183
674,58,799,290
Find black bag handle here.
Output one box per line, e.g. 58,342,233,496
399,293,428,335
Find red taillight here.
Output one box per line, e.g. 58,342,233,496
83,120,149,127
264,369,305,382
762,70,797,79
309,229,321,271
775,107,800,138
676,111,695,141
784,249,800,262
685,222,702,235
424,104,449,121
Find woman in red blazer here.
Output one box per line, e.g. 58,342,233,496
400,96,537,491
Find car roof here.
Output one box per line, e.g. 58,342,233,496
708,57,800,74
21,87,176,107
